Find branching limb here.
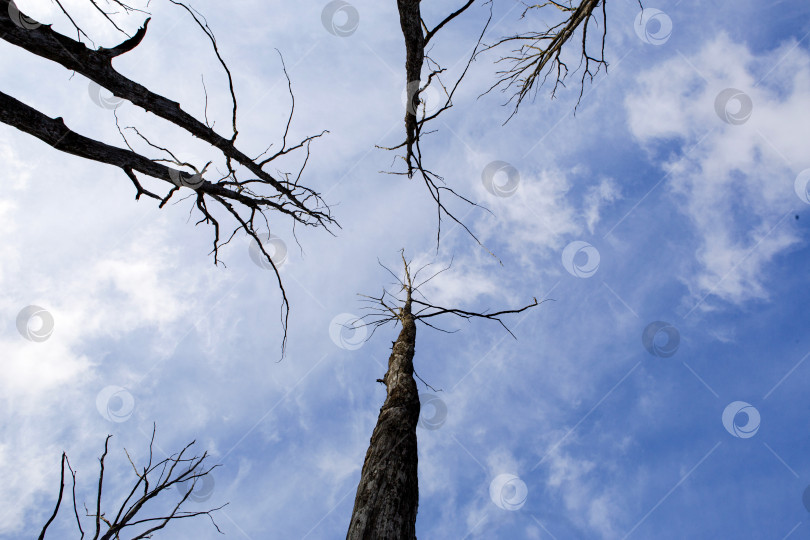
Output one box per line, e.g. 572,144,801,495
356,252,544,339
37,452,66,540
39,428,225,539
481,0,608,120
390,0,486,178
383,1,497,254
411,297,542,339
93,434,111,539
424,0,475,44
0,0,336,356
0,2,332,228
165,0,239,144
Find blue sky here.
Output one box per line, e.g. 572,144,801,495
2,0,810,538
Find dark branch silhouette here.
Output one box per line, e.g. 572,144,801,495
0,0,337,355
356,251,543,339
38,427,224,539
347,251,542,538
481,0,609,120
380,0,495,255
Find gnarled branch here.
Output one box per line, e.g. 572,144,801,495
0,0,336,356
481,0,608,120
39,427,225,539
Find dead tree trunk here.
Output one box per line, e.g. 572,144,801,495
346,253,538,538
397,0,424,176
346,296,420,539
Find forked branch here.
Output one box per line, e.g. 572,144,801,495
356,251,544,340
481,0,608,120
0,0,336,355
38,427,225,539
380,1,496,255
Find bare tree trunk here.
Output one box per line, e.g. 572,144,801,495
347,298,420,540
397,0,424,176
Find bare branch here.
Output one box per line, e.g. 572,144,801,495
41,429,224,539
481,0,608,119
424,0,475,44
0,3,331,228
93,435,111,540
37,452,67,540
0,1,337,357
411,297,543,339
98,16,149,58
166,1,239,143
357,253,544,339
383,1,498,255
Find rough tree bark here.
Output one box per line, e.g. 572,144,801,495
397,0,424,177
0,0,336,354
346,254,540,538
381,0,495,258
347,292,420,539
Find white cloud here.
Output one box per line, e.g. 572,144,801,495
0,177,221,534
3,2,809,538
544,449,621,539
626,34,810,306
473,165,583,266
584,178,622,234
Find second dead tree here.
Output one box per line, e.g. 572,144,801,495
346,255,541,539
348,0,611,536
